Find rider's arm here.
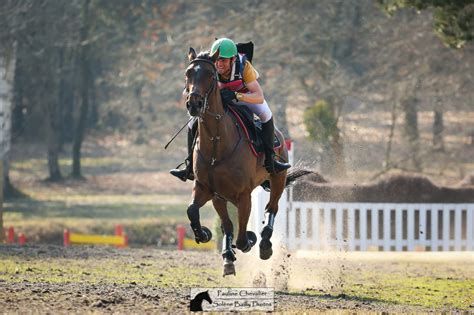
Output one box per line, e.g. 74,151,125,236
238,61,264,104
238,80,264,104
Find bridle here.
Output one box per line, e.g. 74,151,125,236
186,58,221,119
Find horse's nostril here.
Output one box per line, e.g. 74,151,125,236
198,100,203,107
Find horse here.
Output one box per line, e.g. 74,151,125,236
183,47,310,276
189,290,213,311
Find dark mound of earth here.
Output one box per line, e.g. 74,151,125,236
294,174,474,203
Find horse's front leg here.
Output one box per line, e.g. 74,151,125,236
187,181,213,243
235,193,257,254
260,173,286,260
212,197,236,276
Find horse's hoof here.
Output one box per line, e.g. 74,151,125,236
259,239,273,260
261,225,273,240
197,226,212,243
247,231,257,246
237,231,257,253
223,261,236,277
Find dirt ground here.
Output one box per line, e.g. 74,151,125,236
1,245,472,313
4,140,474,313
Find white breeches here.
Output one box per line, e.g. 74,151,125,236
236,99,272,123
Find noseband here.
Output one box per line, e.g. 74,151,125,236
187,58,219,117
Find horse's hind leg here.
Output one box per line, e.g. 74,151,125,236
212,197,236,277
187,181,213,243
260,173,286,260
235,193,257,254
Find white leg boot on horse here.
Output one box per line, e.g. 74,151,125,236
261,117,291,174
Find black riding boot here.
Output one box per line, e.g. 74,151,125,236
170,127,195,182
261,117,291,174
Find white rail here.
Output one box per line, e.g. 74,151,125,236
249,141,474,252
285,202,474,251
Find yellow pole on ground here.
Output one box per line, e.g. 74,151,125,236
183,238,217,250
69,233,126,246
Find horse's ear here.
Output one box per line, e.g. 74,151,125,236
210,48,219,63
188,47,197,61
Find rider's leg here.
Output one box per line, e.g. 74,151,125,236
237,99,290,174
261,117,291,174
170,118,197,181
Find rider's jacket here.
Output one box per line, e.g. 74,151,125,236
217,54,259,93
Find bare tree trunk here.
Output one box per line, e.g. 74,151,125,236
329,97,346,178
72,0,91,179
46,91,63,181
44,47,63,181
330,129,346,178
401,95,422,171
432,107,444,151
58,47,76,148
0,41,17,240
384,101,398,170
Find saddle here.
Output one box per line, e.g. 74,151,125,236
227,104,282,157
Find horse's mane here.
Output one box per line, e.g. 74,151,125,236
196,51,212,60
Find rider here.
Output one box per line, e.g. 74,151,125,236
170,38,290,181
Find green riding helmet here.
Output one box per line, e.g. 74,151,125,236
211,38,237,59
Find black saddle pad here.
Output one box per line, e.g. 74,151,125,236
228,104,280,154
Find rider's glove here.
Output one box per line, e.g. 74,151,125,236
220,89,237,104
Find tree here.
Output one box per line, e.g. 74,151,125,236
377,0,474,48
0,44,16,242
0,0,20,239
401,93,422,172
72,0,92,179
1,0,152,181
304,100,346,177
432,93,445,151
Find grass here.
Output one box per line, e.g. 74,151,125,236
4,178,215,246
0,249,472,310
3,196,216,246
0,249,236,288
5,147,216,246
296,255,474,310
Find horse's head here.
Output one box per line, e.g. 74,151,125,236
184,47,219,116
202,290,213,304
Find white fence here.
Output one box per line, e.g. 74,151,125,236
249,142,474,252
250,190,474,252
287,202,474,251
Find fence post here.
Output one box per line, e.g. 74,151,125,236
63,229,70,247
7,226,14,244
18,233,26,245
177,225,186,250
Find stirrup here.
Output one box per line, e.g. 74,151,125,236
273,160,291,173
265,158,290,174
169,161,194,182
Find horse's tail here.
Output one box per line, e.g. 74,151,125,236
260,166,314,192
285,167,314,187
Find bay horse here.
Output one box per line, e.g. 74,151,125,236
184,47,308,276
